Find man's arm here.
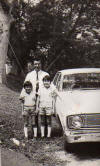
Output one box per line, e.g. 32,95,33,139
24,72,31,82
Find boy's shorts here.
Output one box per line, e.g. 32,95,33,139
39,107,53,116
22,106,36,116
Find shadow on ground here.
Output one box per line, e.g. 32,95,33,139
65,142,100,160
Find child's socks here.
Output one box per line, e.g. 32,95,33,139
41,126,45,137
24,126,28,138
33,127,37,137
47,126,51,137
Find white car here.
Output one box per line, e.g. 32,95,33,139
52,68,100,144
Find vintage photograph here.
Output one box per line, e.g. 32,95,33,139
0,0,100,166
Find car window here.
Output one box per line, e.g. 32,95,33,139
53,72,61,86
62,73,100,90
56,74,61,90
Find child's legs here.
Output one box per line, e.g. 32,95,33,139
23,115,29,138
31,114,38,137
23,115,29,127
40,115,45,126
46,115,52,137
31,114,37,127
46,115,52,127
40,115,45,137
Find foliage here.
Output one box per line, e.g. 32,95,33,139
0,0,10,14
4,0,100,75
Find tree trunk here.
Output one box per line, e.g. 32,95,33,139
0,5,11,84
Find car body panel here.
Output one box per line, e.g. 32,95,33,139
64,132,100,143
59,68,100,75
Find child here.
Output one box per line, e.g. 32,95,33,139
37,75,60,138
19,81,38,140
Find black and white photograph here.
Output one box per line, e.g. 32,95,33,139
0,0,100,166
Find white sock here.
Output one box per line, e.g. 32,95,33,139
33,127,37,137
47,126,51,137
24,127,28,138
41,126,45,137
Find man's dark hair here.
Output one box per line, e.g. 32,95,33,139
43,75,51,82
33,57,41,62
23,81,32,89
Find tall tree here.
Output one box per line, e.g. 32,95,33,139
0,0,14,83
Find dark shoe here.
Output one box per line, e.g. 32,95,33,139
32,137,37,142
24,137,29,142
45,137,51,142
41,136,45,138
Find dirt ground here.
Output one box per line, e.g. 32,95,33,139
0,74,65,166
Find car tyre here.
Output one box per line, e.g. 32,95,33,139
64,140,76,152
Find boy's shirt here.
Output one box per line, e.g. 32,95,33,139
38,85,58,108
19,91,36,107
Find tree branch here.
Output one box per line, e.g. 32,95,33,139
68,0,91,38
67,4,84,38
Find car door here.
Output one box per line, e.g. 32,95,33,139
52,72,61,87
52,72,62,115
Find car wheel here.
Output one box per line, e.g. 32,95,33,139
64,141,71,151
64,140,76,152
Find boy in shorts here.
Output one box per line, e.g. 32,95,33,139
19,81,38,140
37,75,60,138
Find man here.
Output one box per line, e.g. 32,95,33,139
20,57,49,138
24,57,49,91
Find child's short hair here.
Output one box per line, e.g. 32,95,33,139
23,81,32,89
43,75,51,82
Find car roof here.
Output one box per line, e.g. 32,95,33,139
58,68,100,75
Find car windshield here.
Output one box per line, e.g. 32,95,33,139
62,73,100,90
